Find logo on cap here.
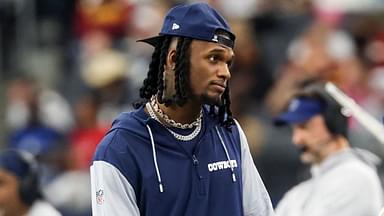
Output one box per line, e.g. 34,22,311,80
289,99,300,112
172,23,180,30
212,35,218,42
137,3,235,49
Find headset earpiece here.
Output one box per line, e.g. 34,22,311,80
16,151,42,206
299,82,348,137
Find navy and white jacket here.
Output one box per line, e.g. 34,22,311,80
91,106,275,216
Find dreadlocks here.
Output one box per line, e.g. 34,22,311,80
136,36,171,102
219,84,234,128
134,35,235,128
173,37,191,106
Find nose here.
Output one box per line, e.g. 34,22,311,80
218,63,231,81
291,127,303,146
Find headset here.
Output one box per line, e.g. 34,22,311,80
296,82,349,138
11,150,42,206
0,149,44,210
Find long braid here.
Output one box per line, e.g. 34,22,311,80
174,37,192,106
139,41,161,99
133,37,171,108
208,85,234,129
157,37,172,104
222,85,234,128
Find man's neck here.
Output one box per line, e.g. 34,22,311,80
157,100,202,124
319,135,350,164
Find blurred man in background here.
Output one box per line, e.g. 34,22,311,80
273,82,383,216
0,149,61,216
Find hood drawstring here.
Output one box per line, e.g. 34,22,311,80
215,126,237,183
146,124,164,193
146,119,237,192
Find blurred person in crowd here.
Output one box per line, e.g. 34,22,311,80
228,20,268,156
5,75,73,202
6,76,73,155
265,19,363,117
0,149,61,216
230,19,272,105
81,44,132,121
264,21,333,117
6,75,73,135
39,93,108,216
42,93,102,215
77,28,134,125
273,82,383,216
69,92,109,170
361,32,384,126
71,0,136,126
91,3,274,216
81,46,133,125
73,0,133,40
122,1,170,91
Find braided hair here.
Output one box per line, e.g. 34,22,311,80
134,35,235,128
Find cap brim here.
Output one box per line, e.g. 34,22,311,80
273,111,315,126
137,36,163,47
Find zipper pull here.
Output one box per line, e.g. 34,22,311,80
232,173,237,182
192,154,199,166
192,154,206,195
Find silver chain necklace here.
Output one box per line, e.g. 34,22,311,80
145,102,202,141
150,96,202,129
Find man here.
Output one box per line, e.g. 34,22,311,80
274,82,383,216
90,3,274,216
0,149,61,216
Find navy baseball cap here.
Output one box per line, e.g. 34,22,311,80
138,3,235,49
0,149,36,180
274,97,326,126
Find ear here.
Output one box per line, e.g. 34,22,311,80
164,37,178,72
162,46,177,102
165,48,176,72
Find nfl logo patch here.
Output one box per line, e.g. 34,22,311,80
96,189,104,205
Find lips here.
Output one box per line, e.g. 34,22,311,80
298,145,308,153
210,83,226,93
211,81,226,89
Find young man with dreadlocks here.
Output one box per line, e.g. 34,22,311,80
90,3,275,216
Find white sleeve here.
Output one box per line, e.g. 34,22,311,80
90,161,140,216
379,207,384,216
275,162,384,216
274,184,303,216
235,120,275,216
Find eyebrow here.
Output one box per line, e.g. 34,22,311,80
208,48,235,59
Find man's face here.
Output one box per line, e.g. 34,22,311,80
188,40,234,105
291,115,334,164
0,169,24,215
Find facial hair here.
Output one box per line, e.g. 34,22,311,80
201,93,223,106
299,136,334,164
